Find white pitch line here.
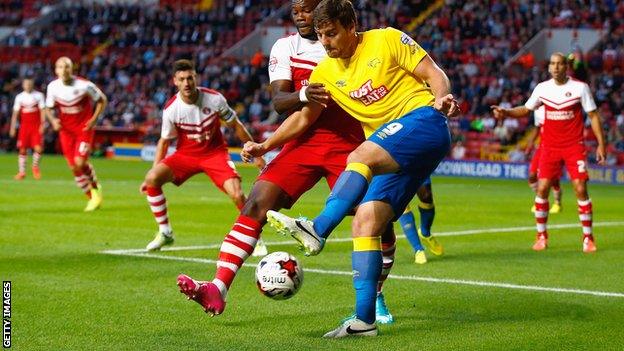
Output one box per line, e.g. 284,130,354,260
102,250,624,298
101,221,624,255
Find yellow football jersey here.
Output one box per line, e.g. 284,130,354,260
310,27,435,137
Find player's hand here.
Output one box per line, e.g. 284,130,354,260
51,118,61,131
434,94,460,117
9,128,15,138
254,156,266,170
83,120,96,132
596,144,606,165
305,83,330,107
524,144,533,155
139,181,148,194
490,105,506,119
241,141,268,162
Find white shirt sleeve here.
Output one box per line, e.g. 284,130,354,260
37,92,45,109
45,83,55,108
12,94,21,112
534,106,545,126
524,83,542,111
160,108,177,140
580,82,597,113
85,81,102,101
268,38,292,83
215,93,237,123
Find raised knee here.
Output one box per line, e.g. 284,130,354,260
144,171,160,187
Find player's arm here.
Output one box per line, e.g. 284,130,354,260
524,126,539,154
271,80,329,114
241,102,323,159
44,108,61,131
84,86,108,131
587,110,606,165
226,116,266,169
412,55,459,117
153,138,170,167
9,109,19,138
490,105,531,119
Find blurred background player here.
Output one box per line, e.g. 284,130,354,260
141,59,264,251
526,106,563,214
45,57,107,212
492,52,606,253
399,180,444,264
9,77,45,180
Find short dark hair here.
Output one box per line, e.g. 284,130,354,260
173,59,195,74
313,0,357,31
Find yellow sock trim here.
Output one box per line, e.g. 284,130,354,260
403,205,412,214
353,237,381,251
418,201,434,210
345,162,372,182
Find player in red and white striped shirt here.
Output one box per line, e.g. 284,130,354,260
141,59,264,251
10,77,45,180
492,52,606,253
45,57,108,212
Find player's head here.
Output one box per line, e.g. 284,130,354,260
22,77,34,92
291,0,321,40
548,52,568,82
313,0,358,59
54,56,73,82
173,59,197,98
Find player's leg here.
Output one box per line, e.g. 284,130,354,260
75,155,102,212
32,145,42,179
563,148,594,252
415,179,444,256
399,205,427,263
15,147,27,180
144,162,176,250
324,201,390,338
528,148,540,212
221,177,245,211
550,177,562,214
178,157,319,315
534,178,553,251
376,224,395,324
59,131,91,198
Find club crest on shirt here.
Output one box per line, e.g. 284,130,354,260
565,91,572,97
368,58,381,68
269,56,278,72
349,79,388,106
202,107,211,115
335,80,346,87
73,89,79,95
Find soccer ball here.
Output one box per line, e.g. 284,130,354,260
255,251,303,300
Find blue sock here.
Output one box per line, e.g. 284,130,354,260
313,164,371,238
418,203,435,237
399,210,424,251
352,237,382,324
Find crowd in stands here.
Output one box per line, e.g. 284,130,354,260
1,0,623,165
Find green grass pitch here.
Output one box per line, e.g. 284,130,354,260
1,154,623,350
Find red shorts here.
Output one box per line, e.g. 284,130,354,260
17,125,42,149
161,150,240,190
529,147,540,175
59,129,95,166
538,144,589,181
256,142,354,208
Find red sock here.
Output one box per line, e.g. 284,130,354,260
213,215,262,298
146,186,171,234
578,198,593,239
377,226,396,293
535,196,549,238
82,163,98,189
73,169,92,198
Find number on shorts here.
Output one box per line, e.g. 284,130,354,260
577,160,586,173
78,142,89,155
382,122,403,136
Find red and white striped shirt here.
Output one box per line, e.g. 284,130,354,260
161,88,236,156
525,77,596,148
13,90,45,127
45,76,103,132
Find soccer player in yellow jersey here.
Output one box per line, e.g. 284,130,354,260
242,0,458,337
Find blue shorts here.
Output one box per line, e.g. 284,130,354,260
361,106,450,219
